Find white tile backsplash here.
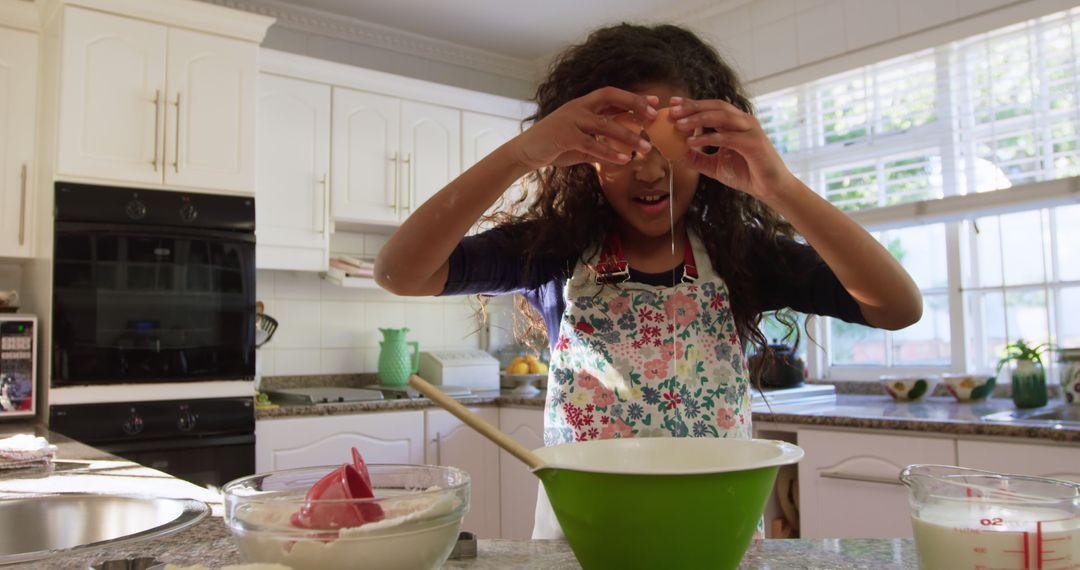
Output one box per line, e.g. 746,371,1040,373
273,299,322,348
258,270,482,376
321,348,366,374
274,348,322,375
404,299,446,348
320,301,367,348
275,271,323,300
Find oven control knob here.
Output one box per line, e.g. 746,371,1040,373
179,204,198,223
122,414,144,435
125,200,147,220
177,411,197,432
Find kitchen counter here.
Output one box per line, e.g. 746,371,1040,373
24,514,919,569
754,394,1080,442
256,389,1080,442
0,422,222,570
0,422,920,569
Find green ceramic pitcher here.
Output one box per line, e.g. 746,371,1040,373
377,328,419,387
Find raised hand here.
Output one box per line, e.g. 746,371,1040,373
509,87,658,170
668,96,797,202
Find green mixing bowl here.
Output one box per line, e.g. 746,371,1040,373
532,438,804,570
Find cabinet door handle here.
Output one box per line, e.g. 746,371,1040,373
151,90,161,171
432,432,442,465
402,152,413,210
18,163,28,246
319,172,332,235
172,92,182,173
388,152,399,212
820,470,901,486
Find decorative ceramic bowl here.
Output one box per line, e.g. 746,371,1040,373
224,464,469,570
941,373,996,402
881,375,940,401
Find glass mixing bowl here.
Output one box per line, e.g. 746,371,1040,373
223,464,469,570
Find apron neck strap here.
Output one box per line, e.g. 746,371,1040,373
595,233,698,284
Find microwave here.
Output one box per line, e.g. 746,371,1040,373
0,315,37,419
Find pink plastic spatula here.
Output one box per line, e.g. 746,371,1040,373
290,447,385,529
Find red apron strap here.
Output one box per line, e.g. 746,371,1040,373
595,233,698,284
682,241,698,283
595,233,630,284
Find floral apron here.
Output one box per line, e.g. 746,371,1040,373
533,229,755,539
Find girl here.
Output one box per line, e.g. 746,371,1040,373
375,23,922,538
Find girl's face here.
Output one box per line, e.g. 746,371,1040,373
594,82,700,242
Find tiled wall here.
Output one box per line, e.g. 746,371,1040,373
256,269,491,377
0,265,21,296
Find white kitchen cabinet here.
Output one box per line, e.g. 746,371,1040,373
57,6,260,194
332,87,460,226
0,25,37,258
958,439,1080,483
255,74,331,271
498,407,544,539
255,411,424,472
797,429,955,539
462,111,524,230
426,408,501,538
163,28,257,192
401,101,461,216
332,88,400,225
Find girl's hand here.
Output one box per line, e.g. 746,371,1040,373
668,96,796,201
509,87,658,170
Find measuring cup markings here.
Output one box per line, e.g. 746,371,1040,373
903,466,1079,570
913,513,1077,570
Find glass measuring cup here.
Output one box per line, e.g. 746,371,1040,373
901,465,1079,570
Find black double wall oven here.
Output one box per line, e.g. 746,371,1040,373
49,182,257,488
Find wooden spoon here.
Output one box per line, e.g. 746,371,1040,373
408,375,546,470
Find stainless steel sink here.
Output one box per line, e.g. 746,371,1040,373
0,493,208,565
981,404,1080,427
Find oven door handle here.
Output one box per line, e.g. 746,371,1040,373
99,433,255,454
56,222,256,244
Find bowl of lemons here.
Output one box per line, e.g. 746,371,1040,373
502,355,548,396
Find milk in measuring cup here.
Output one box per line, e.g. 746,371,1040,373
912,501,1079,570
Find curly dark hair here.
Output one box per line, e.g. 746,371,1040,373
486,23,803,362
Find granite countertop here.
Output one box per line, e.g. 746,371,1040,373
754,394,1080,442
0,422,920,569
256,386,1080,442
25,514,919,569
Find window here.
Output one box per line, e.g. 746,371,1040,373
754,7,1080,381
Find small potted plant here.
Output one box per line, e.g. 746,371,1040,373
997,339,1051,409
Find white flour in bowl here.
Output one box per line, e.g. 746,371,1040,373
232,487,463,570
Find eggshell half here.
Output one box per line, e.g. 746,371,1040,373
644,107,689,161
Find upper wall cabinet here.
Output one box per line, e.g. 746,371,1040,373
0,25,38,258
56,6,266,194
332,87,461,226
255,74,331,271
462,111,524,228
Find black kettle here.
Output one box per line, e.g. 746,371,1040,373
749,339,806,389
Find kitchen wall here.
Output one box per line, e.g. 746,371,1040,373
260,23,533,100
256,269,484,377
696,0,1074,93
255,232,517,377
0,264,21,299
